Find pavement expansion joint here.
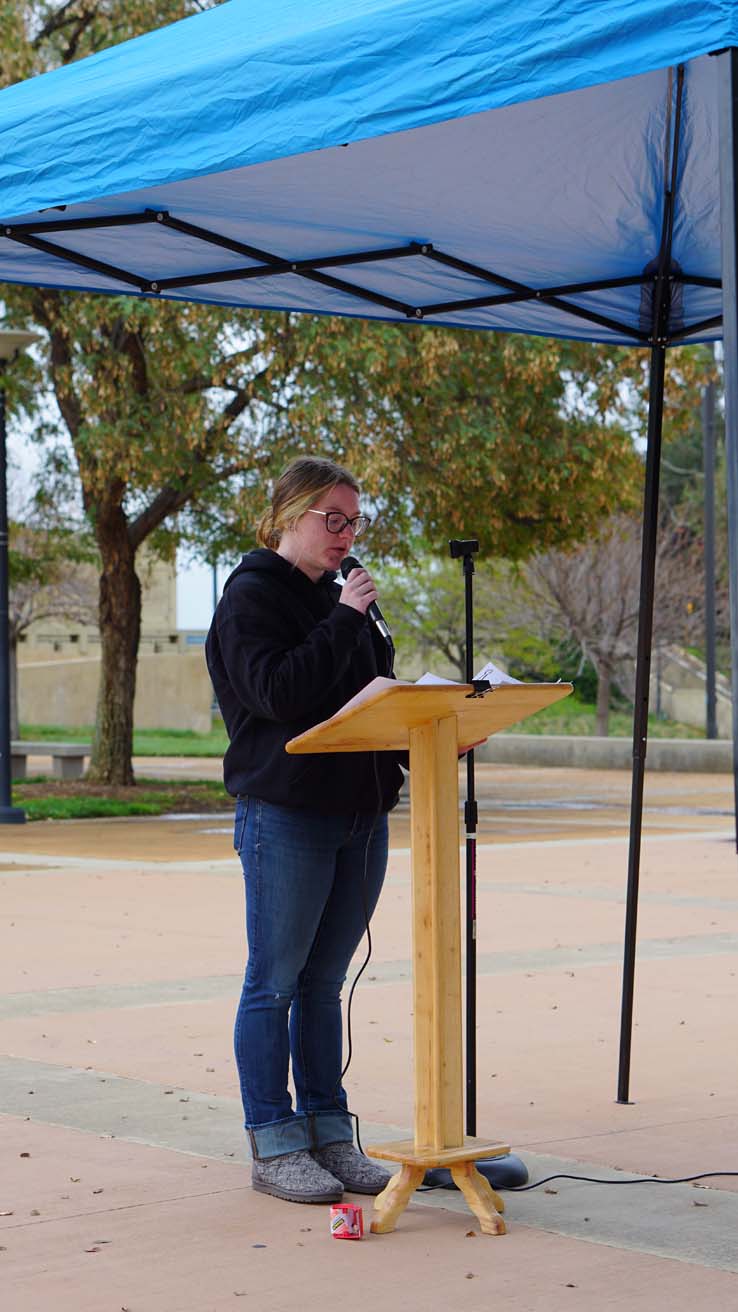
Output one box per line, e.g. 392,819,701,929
1,1058,737,1272
2,928,737,1023
0,1182,255,1243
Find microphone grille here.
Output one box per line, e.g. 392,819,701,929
340,555,361,579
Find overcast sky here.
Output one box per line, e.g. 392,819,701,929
176,555,240,630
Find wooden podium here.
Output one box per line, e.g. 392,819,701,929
287,676,572,1234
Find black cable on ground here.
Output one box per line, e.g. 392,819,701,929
418,1169,738,1193
509,1170,738,1190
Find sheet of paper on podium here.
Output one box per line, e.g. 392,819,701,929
416,659,522,688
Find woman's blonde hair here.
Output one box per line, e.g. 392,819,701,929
255,456,360,549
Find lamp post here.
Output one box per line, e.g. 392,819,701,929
0,330,41,823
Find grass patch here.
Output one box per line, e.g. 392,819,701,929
131,727,229,756
21,698,707,762
12,777,231,823
20,724,229,757
501,695,704,738
22,796,164,821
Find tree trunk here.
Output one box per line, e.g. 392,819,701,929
88,508,141,785
9,634,18,741
595,665,611,737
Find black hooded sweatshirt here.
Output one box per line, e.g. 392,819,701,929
205,549,404,814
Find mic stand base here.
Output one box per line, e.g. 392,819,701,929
423,1153,529,1191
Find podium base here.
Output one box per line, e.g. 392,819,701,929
423,1152,528,1191
367,1137,509,1235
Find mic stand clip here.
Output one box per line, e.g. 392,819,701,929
466,679,491,698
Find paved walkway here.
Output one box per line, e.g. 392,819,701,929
1,765,737,1310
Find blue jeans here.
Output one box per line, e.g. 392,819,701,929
233,796,388,1160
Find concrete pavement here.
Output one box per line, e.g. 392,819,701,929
1,764,737,1310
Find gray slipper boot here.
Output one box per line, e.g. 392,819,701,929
312,1141,392,1195
251,1148,344,1204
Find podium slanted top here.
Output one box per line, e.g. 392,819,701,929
286,677,572,754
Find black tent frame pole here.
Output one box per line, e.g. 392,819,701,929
617,65,684,1105
617,344,666,1103
717,48,738,852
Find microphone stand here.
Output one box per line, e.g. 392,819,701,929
423,538,528,1192
452,538,480,1135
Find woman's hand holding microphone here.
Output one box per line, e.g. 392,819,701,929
338,562,379,616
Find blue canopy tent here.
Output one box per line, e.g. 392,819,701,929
1,0,737,1112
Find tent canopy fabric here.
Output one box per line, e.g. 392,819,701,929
0,0,735,343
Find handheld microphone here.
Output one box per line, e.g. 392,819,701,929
340,555,393,644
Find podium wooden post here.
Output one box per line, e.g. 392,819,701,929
287,676,572,1235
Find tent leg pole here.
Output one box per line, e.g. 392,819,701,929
617,344,666,1104
718,48,738,853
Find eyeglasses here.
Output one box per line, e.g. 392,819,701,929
306,509,372,538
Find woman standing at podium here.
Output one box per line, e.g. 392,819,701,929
206,455,403,1205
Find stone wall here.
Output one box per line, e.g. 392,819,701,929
476,733,732,771
18,646,213,733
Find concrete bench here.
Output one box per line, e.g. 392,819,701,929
11,741,91,781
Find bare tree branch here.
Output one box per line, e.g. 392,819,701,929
514,513,725,734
